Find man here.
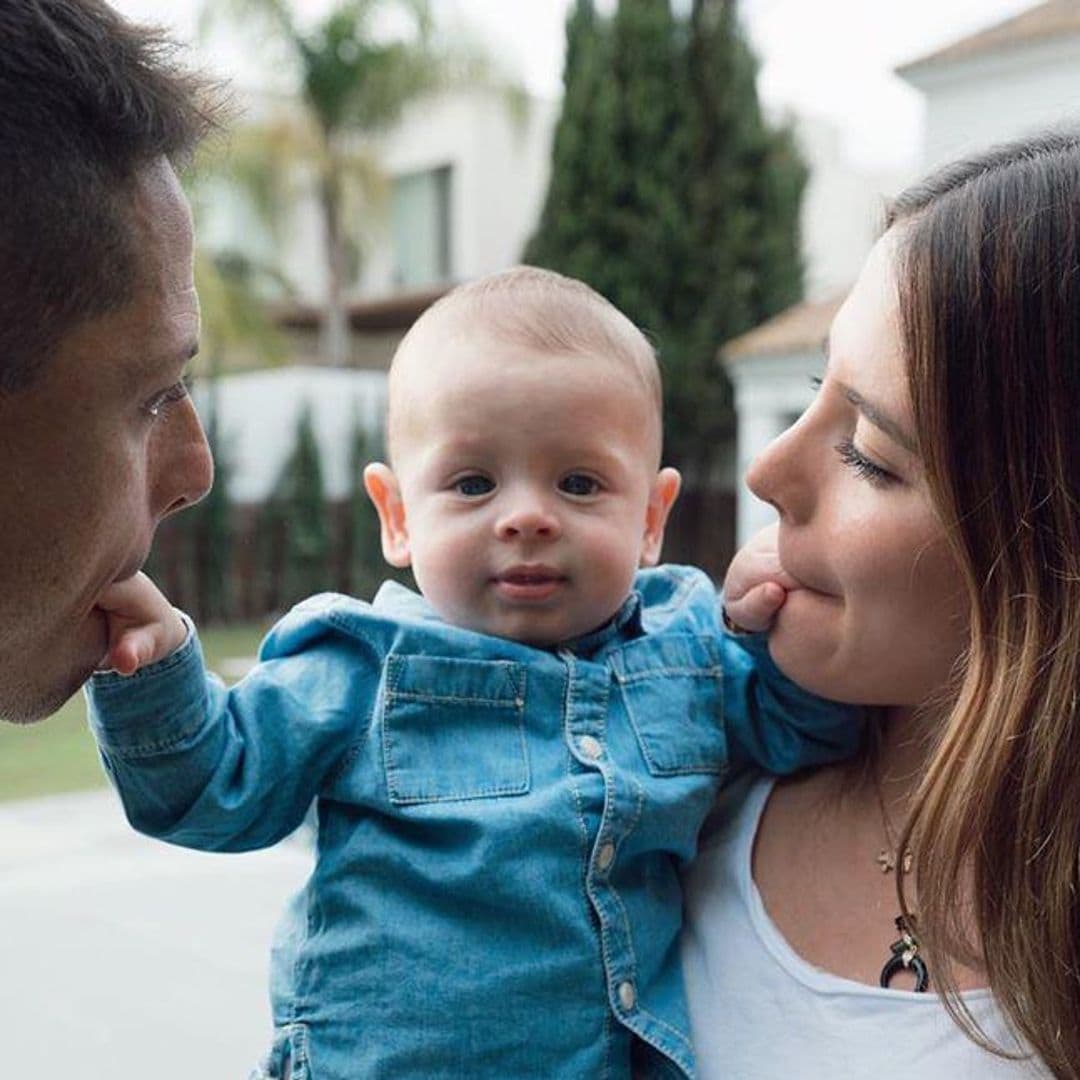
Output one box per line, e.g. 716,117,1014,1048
0,0,222,723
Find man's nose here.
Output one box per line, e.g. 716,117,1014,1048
494,491,561,540
152,396,214,521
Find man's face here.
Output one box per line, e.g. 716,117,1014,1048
0,160,212,722
367,330,679,646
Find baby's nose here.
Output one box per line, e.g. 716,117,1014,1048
495,497,561,540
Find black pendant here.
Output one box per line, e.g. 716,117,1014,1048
879,915,930,992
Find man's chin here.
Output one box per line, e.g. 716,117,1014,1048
0,612,108,724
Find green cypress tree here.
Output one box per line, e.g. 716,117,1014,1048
277,403,332,608
192,395,234,622
523,0,620,286
343,413,388,601
525,0,807,530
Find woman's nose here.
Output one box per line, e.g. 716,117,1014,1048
495,492,561,541
152,396,214,520
746,417,813,524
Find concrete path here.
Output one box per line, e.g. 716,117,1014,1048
0,788,313,1079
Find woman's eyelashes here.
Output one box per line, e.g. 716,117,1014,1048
834,436,897,487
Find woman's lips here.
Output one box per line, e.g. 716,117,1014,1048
777,553,840,599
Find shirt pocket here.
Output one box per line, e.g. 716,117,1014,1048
382,654,531,805
611,634,727,776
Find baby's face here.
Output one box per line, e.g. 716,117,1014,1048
368,334,679,646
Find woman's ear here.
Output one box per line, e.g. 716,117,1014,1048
363,462,411,568
640,467,681,567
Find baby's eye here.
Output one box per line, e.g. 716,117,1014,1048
559,473,600,497
454,474,495,497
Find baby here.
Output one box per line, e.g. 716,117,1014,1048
87,267,859,1080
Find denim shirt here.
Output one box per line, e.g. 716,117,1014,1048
87,565,861,1080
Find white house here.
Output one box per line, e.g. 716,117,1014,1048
198,85,558,495
728,0,1080,544
193,367,387,504
897,0,1080,171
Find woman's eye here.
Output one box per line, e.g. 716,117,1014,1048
834,436,897,488
454,475,495,497
144,374,193,420
559,473,600,497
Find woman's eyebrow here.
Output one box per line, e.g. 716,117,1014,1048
821,334,917,454
837,383,918,455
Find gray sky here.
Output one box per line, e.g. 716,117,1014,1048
115,0,1038,170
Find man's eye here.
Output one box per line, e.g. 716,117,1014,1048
454,475,495,497
559,473,600,497
144,374,193,420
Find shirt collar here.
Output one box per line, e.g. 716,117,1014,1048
373,580,645,654
560,590,644,655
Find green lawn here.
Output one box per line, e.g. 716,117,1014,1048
0,620,270,804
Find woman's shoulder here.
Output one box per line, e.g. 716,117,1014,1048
681,773,1050,1080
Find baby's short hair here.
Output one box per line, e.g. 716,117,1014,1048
388,267,663,460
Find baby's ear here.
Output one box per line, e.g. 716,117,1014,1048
363,463,411,568
640,467,681,567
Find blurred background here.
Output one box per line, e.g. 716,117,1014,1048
4,1,1079,1075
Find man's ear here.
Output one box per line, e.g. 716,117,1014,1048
640,467,681,567
363,463,412,568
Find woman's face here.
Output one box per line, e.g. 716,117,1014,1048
747,232,969,707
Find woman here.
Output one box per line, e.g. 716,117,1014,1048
684,130,1080,1078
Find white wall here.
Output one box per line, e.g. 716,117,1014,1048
194,367,387,504
196,87,557,304
360,87,558,294
793,115,905,301
729,351,818,544
905,35,1080,170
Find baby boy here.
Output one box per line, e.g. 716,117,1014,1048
87,267,860,1080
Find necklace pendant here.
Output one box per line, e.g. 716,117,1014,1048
879,915,930,993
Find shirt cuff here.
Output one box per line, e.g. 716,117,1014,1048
87,611,211,758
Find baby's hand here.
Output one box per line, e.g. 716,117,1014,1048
95,572,188,676
723,524,798,633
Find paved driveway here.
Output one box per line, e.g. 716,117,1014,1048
0,789,313,1079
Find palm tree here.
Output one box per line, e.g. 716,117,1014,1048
203,0,497,366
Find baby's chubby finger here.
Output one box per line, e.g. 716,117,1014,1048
724,581,787,634
94,571,187,674
104,624,175,676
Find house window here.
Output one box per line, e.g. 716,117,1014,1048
391,165,452,287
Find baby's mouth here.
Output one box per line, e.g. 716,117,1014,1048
493,567,568,601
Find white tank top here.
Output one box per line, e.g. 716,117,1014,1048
680,775,1049,1079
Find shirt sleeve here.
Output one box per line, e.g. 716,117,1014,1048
717,625,865,774
85,606,378,852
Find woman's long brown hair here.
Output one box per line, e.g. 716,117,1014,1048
886,131,1080,1078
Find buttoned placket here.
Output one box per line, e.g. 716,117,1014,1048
560,646,655,1062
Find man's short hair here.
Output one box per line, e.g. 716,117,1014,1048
0,0,224,392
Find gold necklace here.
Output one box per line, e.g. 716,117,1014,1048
873,773,929,992
873,778,914,875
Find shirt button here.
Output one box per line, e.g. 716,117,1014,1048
579,735,603,761
618,980,636,1011
596,843,616,871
